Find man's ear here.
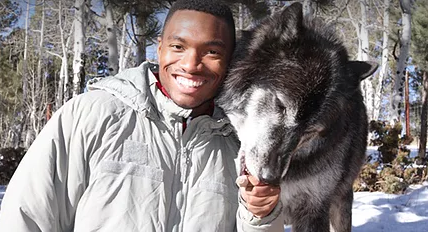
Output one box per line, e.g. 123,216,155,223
157,36,162,58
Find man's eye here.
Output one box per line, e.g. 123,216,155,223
171,45,183,50
208,50,219,55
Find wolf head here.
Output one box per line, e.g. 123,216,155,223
217,3,377,185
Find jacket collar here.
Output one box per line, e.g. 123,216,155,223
87,62,234,136
86,62,227,122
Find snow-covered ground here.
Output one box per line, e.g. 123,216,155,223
351,182,428,232
286,183,428,232
0,147,427,231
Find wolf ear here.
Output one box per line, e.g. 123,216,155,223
295,124,326,150
348,61,379,81
279,3,304,38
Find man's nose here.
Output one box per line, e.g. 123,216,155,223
179,50,203,73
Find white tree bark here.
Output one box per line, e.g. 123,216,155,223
119,13,128,73
105,1,119,75
135,22,146,66
391,0,413,122
359,0,375,121
23,0,32,148
57,0,65,107
373,0,390,121
32,0,45,135
72,0,86,98
22,0,30,103
122,39,133,70
57,1,74,107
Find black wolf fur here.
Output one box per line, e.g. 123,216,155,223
218,3,377,232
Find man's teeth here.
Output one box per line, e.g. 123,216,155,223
176,76,204,87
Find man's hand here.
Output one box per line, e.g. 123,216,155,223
236,175,281,218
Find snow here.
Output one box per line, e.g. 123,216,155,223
351,182,428,232
283,182,428,232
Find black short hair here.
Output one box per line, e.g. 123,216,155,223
162,0,236,47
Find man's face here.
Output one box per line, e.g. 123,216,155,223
157,10,233,110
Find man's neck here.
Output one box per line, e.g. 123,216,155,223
154,72,214,118
190,101,215,118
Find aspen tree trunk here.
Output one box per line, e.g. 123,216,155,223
72,0,86,98
135,23,146,66
22,1,30,104
374,0,390,120
359,0,374,121
122,40,133,70
23,1,32,148
119,13,128,73
57,0,68,108
105,2,119,75
391,0,413,122
34,0,45,134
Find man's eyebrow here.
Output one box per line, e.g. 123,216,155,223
167,35,186,43
167,35,226,49
204,40,226,49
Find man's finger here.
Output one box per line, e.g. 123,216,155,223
243,194,278,207
247,175,263,186
248,185,280,197
236,175,249,187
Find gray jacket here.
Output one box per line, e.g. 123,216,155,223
0,62,283,231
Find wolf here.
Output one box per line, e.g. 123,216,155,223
217,3,377,232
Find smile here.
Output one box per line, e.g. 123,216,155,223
176,76,205,88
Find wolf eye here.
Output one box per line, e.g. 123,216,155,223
275,99,286,113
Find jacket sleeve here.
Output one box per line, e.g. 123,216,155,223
0,96,90,231
236,193,285,232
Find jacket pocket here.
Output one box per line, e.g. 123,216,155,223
99,160,163,182
197,179,238,204
122,140,149,164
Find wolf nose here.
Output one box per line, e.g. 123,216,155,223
259,174,281,186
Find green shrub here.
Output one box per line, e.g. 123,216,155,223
354,120,427,194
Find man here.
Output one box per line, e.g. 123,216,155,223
0,0,283,231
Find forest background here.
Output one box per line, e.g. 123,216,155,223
0,0,427,192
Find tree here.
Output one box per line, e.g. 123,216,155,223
72,0,87,98
411,0,428,160
0,0,21,37
104,1,119,75
358,0,375,120
108,0,167,65
88,0,120,75
390,0,414,122
374,0,391,121
0,0,22,148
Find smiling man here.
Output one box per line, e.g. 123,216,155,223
0,0,283,231
156,9,233,117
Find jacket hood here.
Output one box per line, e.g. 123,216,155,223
87,62,231,126
87,62,192,119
